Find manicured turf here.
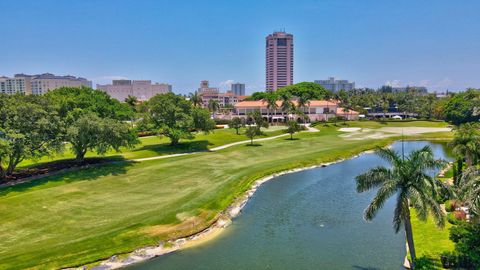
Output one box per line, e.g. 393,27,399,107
410,209,455,269
0,122,453,269
19,127,285,167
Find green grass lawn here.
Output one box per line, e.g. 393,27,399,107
18,127,285,168
410,209,455,269
0,121,453,269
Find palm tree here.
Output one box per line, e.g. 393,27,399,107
189,91,203,107
297,94,310,124
458,167,480,218
207,99,220,115
355,145,445,269
125,95,138,108
266,93,279,124
324,92,332,122
449,123,480,168
280,93,293,122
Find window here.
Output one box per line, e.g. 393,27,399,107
277,38,287,46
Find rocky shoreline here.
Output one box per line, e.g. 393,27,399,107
68,150,376,270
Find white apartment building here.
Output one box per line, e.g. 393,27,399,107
0,73,92,95
314,77,355,92
0,76,32,94
96,80,172,101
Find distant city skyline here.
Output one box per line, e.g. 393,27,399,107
1,0,479,94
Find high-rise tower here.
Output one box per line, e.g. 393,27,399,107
265,31,294,92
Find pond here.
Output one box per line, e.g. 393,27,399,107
127,141,451,270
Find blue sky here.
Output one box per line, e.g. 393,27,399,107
1,0,479,94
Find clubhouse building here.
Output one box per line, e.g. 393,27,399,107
225,100,359,122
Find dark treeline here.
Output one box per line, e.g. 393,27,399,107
249,83,480,124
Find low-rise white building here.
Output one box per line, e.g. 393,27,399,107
96,80,172,101
230,99,359,122
314,77,355,92
0,73,91,95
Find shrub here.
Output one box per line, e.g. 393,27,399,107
447,211,467,225
441,251,457,268
444,200,458,212
454,210,467,221
214,119,231,125
415,256,436,269
441,251,474,269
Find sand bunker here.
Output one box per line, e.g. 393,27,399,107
339,126,451,140
338,127,361,132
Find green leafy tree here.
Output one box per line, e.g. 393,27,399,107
449,123,480,168
245,126,262,145
449,222,480,268
443,89,480,125
0,94,64,180
192,107,216,133
355,145,445,269
249,110,269,129
286,120,301,140
244,110,268,145
276,82,331,100
147,93,213,145
230,117,244,135
66,113,139,162
46,87,133,120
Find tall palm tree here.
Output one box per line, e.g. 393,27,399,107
207,99,220,115
324,92,332,122
449,123,480,168
355,145,445,269
266,93,279,124
458,167,480,218
124,95,138,109
280,93,293,122
189,91,203,107
297,94,310,123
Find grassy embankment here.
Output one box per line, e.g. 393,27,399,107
0,121,452,269
411,209,455,269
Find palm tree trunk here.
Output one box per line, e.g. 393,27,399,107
404,209,416,270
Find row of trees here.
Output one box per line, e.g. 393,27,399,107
0,88,138,180
328,87,480,124
247,84,480,125
356,122,480,269
0,88,216,181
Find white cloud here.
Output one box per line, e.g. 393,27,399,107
385,80,401,87
384,78,454,91
219,79,234,88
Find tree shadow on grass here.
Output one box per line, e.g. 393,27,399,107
0,156,133,197
131,140,210,155
285,138,300,141
245,143,263,147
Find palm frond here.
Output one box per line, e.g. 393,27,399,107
364,180,397,221
375,147,402,166
355,166,392,192
393,192,409,233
